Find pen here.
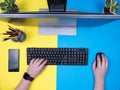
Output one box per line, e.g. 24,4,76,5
8,28,16,32
9,34,17,37
8,25,18,33
0,33,9,35
2,37,10,41
2,36,18,41
6,31,18,36
8,25,15,30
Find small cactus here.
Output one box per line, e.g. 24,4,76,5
0,0,19,14
104,0,119,14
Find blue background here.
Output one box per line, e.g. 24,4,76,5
57,0,120,90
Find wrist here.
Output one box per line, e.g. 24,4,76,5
95,76,104,82
95,79,104,85
94,79,104,90
23,78,31,83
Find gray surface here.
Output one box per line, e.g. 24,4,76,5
39,18,77,35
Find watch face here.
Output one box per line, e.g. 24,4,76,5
24,73,29,80
23,72,34,81
26,75,30,80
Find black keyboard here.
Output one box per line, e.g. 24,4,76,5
27,48,88,65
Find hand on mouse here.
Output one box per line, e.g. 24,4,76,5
27,58,47,78
93,54,108,82
93,53,108,90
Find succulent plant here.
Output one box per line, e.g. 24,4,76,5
104,0,119,14
0,0,19,14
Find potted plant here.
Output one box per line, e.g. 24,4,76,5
104,0,119,14
0,0,25,23
0,0,19,14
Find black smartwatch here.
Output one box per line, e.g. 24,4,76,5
23,72,34,81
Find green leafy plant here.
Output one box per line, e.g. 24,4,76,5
0,0,19,13
104,0,119,14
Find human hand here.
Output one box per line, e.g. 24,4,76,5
27,58,47,78
93,54,108,82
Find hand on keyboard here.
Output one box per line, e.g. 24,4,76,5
27,48,88,65
27,58,47,78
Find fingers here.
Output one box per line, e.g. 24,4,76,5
30,58,47,67
101,54,106,68
94,53,108,69
105,55,108,69
30,58,35,65
34,58,40,64
101,54,108,69
39,60,47,69
93,60,96,70
36,58,44,66
97,55,102,67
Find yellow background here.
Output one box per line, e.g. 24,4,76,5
0,0,57,90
